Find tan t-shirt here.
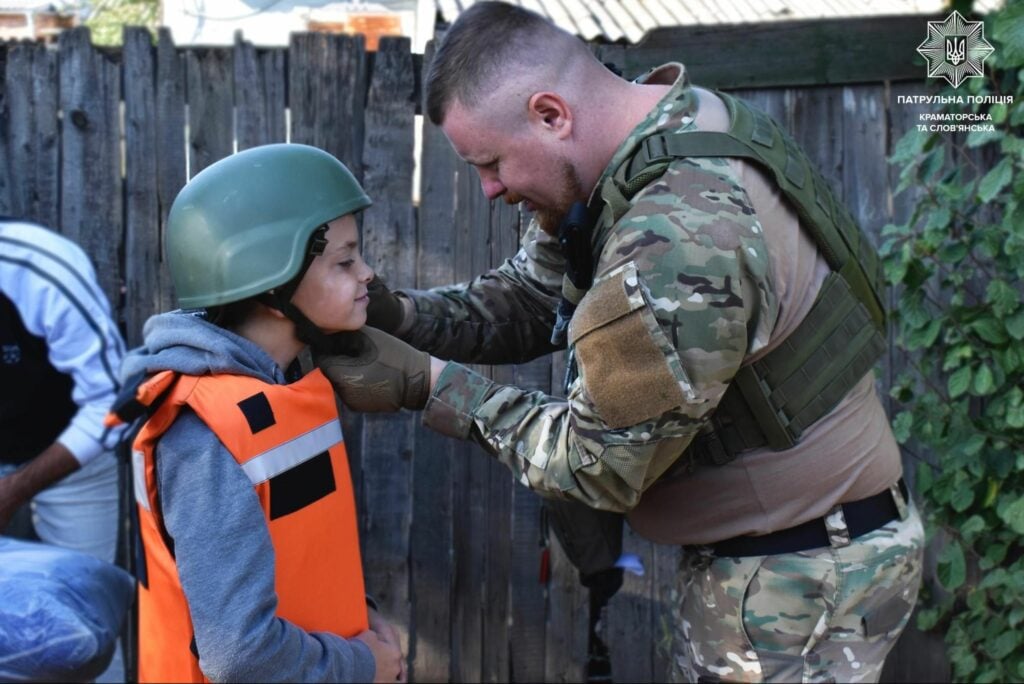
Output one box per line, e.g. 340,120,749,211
627,85,902,545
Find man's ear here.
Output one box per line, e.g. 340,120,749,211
527,91,573,140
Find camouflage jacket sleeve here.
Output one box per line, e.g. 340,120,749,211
394,221,565,364
422,157,778,512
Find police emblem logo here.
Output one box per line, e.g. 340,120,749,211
917,10,995,88
2,344,21,365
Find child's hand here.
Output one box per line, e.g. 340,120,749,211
367,608,406,682
355,628,404,682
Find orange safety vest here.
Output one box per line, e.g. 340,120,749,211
127,369,368,683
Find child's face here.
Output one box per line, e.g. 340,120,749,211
291,214,374,333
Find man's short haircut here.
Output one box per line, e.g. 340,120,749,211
425,1,590,125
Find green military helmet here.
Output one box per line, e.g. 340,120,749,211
166,143,371,308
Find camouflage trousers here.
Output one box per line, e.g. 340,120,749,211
670,501,924,683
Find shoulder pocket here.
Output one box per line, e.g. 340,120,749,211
569,263,695,429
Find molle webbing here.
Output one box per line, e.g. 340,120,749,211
626,93,887,330
607,93,888,462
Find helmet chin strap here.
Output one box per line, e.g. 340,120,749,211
265,291,333,348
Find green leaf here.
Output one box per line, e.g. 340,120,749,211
999,497,1024,535
890,128,929,165
988,631,1018,660
986,280,1020,317
1008,403,1024,429
925,207,952,233
937,241,969,264
968,126,1003,148
906,319,943,350
902,292,932,329
978,158,1013,203
891,411,914,443
917,606,941,631
1006,310,1024,340
949,365,973,398
961,514,986,539
967,587,988,612
962,432,987,456
952,650,978,677
937,540,967,591
993,0,1024,64
917,461,935,493
951,481,975,512
921,147,946,183
983,479,999,507
943,344,973,371
972,317,1009,345
986,543,1008,565
972,363,996,396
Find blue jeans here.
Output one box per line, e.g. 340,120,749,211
1,453,124,682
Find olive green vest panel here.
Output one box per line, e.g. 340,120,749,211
599,93,888,462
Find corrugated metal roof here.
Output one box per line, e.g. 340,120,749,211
435,0,1006,43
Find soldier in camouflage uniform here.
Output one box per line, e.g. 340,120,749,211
317,3,924,681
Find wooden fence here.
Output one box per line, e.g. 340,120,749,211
0,16,954,682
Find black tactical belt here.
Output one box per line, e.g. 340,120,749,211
696,479,908,558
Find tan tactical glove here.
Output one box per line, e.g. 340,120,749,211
314,326,431,413
364,275,407,334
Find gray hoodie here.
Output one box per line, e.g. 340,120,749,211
121,311,375,683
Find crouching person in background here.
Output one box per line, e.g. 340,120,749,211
110,144,405,683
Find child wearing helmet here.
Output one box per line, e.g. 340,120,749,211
114,144,411,683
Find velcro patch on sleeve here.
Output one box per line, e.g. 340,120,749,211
569,263,688,429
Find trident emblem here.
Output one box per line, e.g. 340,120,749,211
945,36,966,66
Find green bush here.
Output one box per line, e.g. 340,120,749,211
881,3,1024,681
83,0,158,46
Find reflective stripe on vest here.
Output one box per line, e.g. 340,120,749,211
131,369,367,683
240,419,342,484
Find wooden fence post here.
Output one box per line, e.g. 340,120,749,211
409,39,457,684
123,27,160,346
359,33,417,670
59,26,122,310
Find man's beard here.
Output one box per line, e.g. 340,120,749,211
505,160,586,236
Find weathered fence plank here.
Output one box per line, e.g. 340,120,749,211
0,43,9,216
652,543,683,679
482,198,517,683
154,28,185,313
122,28,160,347
185,47,233,176
544,530,587,683
409,41,457,684
879,80,952,684
449,155,494,683
2,42,58,228
288,33,366,175
359,35,417,662
608,528,655,683
233,35,286,150
58,27,122,309
596,14,941,87
483,458,512,683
